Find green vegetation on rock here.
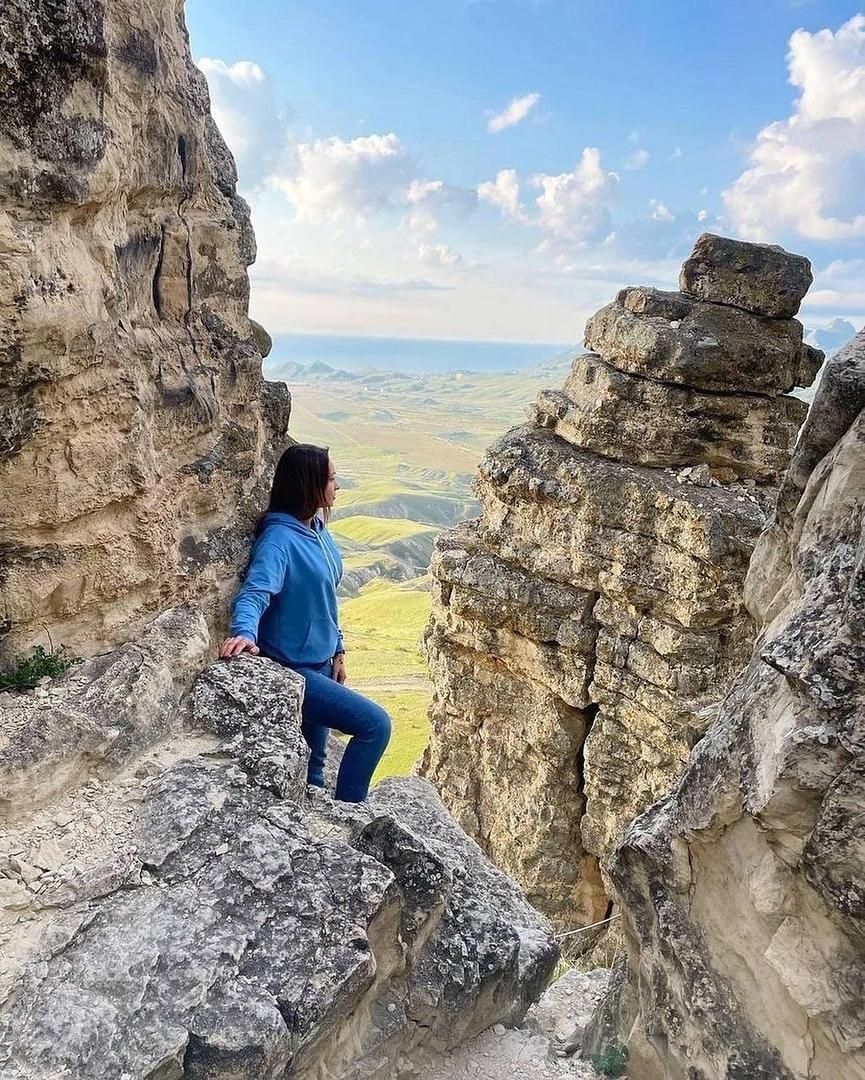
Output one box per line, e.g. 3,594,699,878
0,645,80,693
593,1043,629,1077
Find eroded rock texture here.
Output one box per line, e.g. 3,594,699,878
422,235,819,927
607,331,865,1079
0,633,557,1078
0,0,288,661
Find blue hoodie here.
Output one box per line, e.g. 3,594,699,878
229,511,344,665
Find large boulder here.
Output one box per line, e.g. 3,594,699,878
606,331,865,1079
679,232,814,319
0,606,209,821
0,649,558,1078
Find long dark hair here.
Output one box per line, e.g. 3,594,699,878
267,443,331,524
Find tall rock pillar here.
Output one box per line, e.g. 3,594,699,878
0,0,288,660
421,234,822,927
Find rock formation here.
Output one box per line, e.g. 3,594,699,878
0,617,557,1078
0,0,288,662
605,331,865,1079
421,235,822,927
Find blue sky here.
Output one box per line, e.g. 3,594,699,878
186,1,865,343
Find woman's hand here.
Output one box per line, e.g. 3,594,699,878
332,653,347,684
219,636,260,659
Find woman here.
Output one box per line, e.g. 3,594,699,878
219,443,391,802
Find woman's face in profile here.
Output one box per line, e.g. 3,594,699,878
323,461,339,509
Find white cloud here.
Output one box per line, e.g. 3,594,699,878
650,199,675,222
724,15,865,241
531,148,618,244
197,57,289,188
477,168,527,221
801,257,865,317
405,178,477,234
417,242,464,268
697,209,709,222
487,92,542,133
625,148,650,170
670,146,683,160
274,133,414,224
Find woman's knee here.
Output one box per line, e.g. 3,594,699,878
362,700,391,747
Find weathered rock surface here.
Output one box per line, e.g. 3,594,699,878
0,606,209,821
584,286,819,394
608,331,865,1079
679,232,814,319
0,0,288,662
0,640,558,1078
534,352,807,483
422,236,819,928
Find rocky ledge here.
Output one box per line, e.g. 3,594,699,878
0,621,557,1079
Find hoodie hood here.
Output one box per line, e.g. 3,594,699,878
259,511,325,538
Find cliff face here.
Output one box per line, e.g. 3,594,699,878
0,0,287,660
421,235,822,927
609,331,865,1079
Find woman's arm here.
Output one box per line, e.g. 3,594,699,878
224,537,289,650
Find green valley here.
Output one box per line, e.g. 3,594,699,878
268,352,577,779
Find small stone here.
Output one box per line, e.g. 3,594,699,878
689,464,713,487
493,1023,506,1036
0,879,31,911
387,1002,397,1013
32,839,65,872
134,760,162,780
11,859,42,885
89,814,105,829
53,811,74,828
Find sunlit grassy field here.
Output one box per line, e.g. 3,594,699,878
330,516,438,548
370,689,432,781
270,356,576,780
340,579,433,780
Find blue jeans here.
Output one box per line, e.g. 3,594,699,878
290,660,391,802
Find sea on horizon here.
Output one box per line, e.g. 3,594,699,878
264,332,572,376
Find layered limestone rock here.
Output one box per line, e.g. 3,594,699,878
0,619,557,1078
607,330,865,1079
422,235,820,927
0,0,288,661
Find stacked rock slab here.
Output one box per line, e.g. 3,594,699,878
421,234,822,927
607,331,865,1079
0,0,288,660
0,624,557,1079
